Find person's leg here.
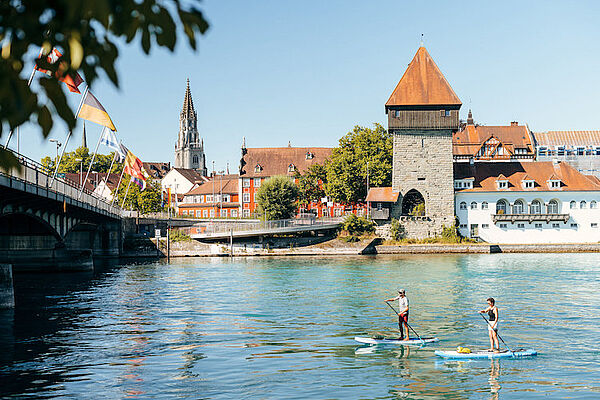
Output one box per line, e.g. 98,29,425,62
398,316,404,339
405,316,409,340
488,328,494,350
493,330,499,350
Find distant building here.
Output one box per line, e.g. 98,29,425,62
179,174,240,218
161,168,207,200
534,130,600,177
64,172,120,201
454,161,600,243
453,111,535,162
174,79,207,174
143,162,171,179
386,45,460,237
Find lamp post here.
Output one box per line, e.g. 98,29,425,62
49,139,62,170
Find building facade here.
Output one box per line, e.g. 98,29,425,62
161,168,206,202
386,46,461,237
454,161,600,243
178,174,240,218
534,130,600,177
174,79,207,174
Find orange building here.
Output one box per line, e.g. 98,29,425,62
178,174,240,218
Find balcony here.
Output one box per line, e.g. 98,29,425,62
492,213,570,224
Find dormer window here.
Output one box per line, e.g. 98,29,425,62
254,164,263,173
522,177,535,189
548,179,561,189
305,151,314,160
497,180,508,190
288,164,295,173
454,179,473,189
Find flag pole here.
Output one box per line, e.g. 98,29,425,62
79,126,104,199
121,176,133,209
111,164,126,208
50,85,89,186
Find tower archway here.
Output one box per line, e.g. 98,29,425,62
402,189,425,216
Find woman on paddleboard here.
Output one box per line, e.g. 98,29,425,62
479,297,499,352
385,289,409,340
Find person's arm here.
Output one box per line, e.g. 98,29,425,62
479,305,491,313
385,295,399,302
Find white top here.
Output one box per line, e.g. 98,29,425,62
394,295,409,313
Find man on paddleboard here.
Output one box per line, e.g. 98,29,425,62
386,289,409,340
479,297,499,352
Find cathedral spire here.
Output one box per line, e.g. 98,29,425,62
82,121,87,149
181,78,195,119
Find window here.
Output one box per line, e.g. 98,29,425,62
482,224,489,229
497,181,508,189
288,164,295,173
470,202,477,210
254,164,262,173
482,202,488,210
534,223,542,229
209,209,215,218
459,224,467,229
203,210,208,218
196,210,201,217
200,195,205,203
242,193,250,202
441,109,450,117
243,178,251,187
206,195,213,203
577,147,585,155
357,208,365,217
231,209,238,218
517,223,525,228
243,209,250,217
547,200,559,214
182,210,188,215
538,147,547,156
571,223,578,228
570,201,576,209
305,151,314,160
334,208,342,217
499,223,507,228
215,194,221,202
552,223,560,228
377,202,382,211
513,200,524,214
531,200,541,214
496,200,508,214
254,178,261,187
220,209,228,218
557,146,565,156
580,201,587,209
591,201,598,209
459,201,467,210
192,155,198,164
549,180,560,189
592,223,598,228
523,180,534,189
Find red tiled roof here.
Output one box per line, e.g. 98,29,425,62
453,123,534,157
240,147,332,178
454,161,600,192
185,174,239,195
386,46,461,106
64,172,121,192
143,162,170,179
534,131,600,147
172,168,205,184
365,187,399,202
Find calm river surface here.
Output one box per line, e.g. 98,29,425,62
1,254,599,399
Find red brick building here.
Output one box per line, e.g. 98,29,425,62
178,174,240,218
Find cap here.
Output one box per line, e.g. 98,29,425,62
398,289,405,294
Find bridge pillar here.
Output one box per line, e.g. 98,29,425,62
0,264,15,308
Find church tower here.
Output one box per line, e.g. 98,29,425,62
175,79,207,175
386,46,461,236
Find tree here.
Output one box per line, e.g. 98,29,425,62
0,1,209,170
114,178,163,214
295,163,327,206
255,175,299,220
325,124,393,203
41,146,122,174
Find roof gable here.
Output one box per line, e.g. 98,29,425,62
240,147,332,178
386,46,461,107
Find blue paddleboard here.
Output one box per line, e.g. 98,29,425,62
435,348,537,359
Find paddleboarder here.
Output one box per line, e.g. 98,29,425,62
479,297,499,352
385,289,409,340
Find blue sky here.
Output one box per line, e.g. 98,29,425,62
14,0,600,172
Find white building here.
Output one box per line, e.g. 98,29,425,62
534,130,600,178
161,168,207,200
454,161,600,243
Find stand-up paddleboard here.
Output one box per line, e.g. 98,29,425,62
435,348,537,359
354,336,439,346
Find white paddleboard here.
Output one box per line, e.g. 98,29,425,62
435,348,537,359
354,336,439,346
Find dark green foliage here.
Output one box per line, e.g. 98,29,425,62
170,230,191,242
114,178,163,214
0,0,209,169
390,218,405,241
325,124,392,203
41,146,122,174
342,214,375,236
410,203,425,216
255,175,300,220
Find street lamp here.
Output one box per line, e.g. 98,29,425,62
49,139,62,168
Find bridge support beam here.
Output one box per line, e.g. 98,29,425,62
0,264,15,308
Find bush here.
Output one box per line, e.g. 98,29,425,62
441,224,460,241
410,203,425,216
390,218,405,240
255,175,300,220
342,214,375,236
169,230,191,242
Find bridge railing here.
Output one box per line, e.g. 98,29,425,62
179,215,343,236
1,149,121,217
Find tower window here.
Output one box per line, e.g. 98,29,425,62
192,155,198,164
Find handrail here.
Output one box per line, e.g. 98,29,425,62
181,216,343,236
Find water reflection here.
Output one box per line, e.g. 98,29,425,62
489,359,501,399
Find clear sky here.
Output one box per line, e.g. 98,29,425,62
13,0,600,172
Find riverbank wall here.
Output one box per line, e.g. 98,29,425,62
376,243,600,254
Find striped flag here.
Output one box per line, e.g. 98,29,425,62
123,148,149,191
77,91,117,131
100,129,125,161
35,48,84,93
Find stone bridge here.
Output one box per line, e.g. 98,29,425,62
0,151,122,271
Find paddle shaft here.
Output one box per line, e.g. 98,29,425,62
479,313,513,354
385,301,423,342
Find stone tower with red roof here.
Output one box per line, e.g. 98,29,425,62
385,46,461,236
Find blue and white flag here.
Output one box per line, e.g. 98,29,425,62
100,128,125,161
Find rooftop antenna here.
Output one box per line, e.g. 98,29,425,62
420,33,424,47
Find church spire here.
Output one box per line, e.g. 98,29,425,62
181,78,195,119
82,121,87,149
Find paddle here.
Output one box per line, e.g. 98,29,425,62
384,301,424,343
478,312,514,355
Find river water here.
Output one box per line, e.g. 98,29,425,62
1,254,599,399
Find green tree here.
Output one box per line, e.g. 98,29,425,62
295,163,327,206
255,175,299,220
0,1,209,170
41,146,122,174
325,124,392,203
114,178,162,214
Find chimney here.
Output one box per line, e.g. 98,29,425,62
511,121,518,126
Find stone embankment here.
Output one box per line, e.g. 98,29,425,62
376,243,600,254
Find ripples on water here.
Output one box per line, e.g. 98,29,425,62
1,254,599,399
